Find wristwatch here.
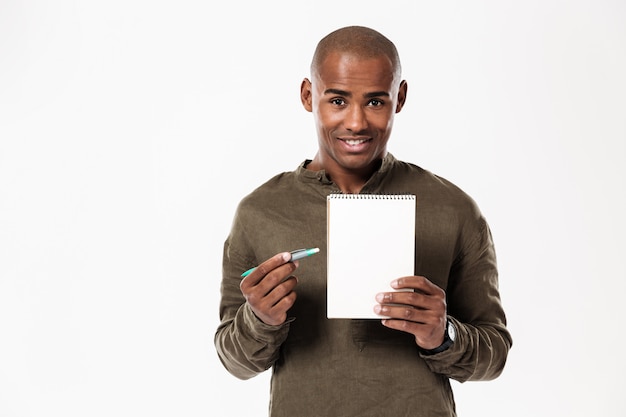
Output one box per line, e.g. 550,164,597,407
420,319,456,355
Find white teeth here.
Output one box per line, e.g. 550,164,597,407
345,139,367,146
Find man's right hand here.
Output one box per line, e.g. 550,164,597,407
239,252,299,326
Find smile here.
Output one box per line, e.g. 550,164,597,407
342,138,370,146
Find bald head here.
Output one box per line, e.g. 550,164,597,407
310,26,402,80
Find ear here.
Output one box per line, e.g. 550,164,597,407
300,78,313,112
395,80,408,113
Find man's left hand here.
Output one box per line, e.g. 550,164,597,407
374,275,447,350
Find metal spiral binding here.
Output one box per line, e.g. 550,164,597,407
327,194,415,200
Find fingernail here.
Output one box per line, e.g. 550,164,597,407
375,293,384,302
373,304,382,314
282,252,291,262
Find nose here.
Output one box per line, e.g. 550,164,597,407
344,105,368,133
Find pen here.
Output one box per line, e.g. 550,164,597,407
241,247,320,277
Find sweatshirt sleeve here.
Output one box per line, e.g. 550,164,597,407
420,216,513,382
214,238,293,380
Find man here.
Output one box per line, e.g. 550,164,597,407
215,26,511,416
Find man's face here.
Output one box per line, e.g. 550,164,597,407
301,52,406,175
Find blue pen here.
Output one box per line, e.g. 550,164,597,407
241,247,320,277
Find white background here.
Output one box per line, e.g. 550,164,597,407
1,1,625,416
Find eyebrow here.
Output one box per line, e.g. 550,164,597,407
323,88,390,99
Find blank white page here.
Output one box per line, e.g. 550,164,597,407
326,194,415,319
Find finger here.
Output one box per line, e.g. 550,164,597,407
240,252,292,288
374,303,439,324
262,276,299,307
270,286,298,312
380,317,426,334
376,290,445,312
250,263,299,299
391,276,445,296
262,290,298,326
245,276,298,322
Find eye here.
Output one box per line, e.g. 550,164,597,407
368,98,384,107
330,98,346,106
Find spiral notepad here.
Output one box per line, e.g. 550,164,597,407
326,194,416,319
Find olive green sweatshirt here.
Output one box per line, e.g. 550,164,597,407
215,154,512,417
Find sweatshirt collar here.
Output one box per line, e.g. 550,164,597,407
296,153,397,190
